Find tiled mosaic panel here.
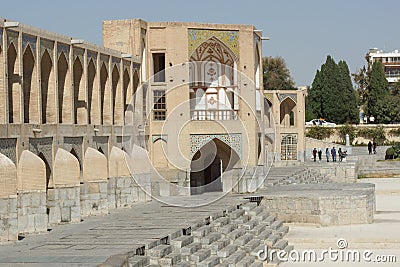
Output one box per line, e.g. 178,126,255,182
278,93,297,103
190,134,241,158
188,29,239,59
0,138,17,164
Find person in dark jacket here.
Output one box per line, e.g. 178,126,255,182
331,147,337,162
312,148,317,162
368,141,372,155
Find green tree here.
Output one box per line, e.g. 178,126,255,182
262,56,295,90
365,61,390,123
337,60,359,123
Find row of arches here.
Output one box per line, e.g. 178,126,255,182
3,39,140,125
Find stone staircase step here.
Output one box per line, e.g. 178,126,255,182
234,233,254,246
274,225,289,237
218,223,238,235
249,223,267,235
230,209,245,219
211,216,230,227
128,255,149,267
264,215,276,226
240,202,258,211
216,244,237,258
233,214,250,224
257,229,272,240
200,232,221,245
246,206,264,216
170,235,194,249
265,234,280,247
227,228,246,240
209,238,230,254
243,239,261,253
272,239,288,250
253,211,270,221
241,220,257,231
180,242,202,256
190,248,211,263
197,256,220,267
157,253,181,266
148,244,172,258
192,225,213,237
223,250,246,265
270,220,283,230
236,255,255,267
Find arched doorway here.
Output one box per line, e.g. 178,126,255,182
190,138,239,195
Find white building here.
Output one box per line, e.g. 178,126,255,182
367,48,400,84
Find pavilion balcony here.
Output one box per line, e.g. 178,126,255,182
190,110,238,121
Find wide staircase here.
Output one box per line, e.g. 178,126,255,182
127,202,292,267
264,166,331,187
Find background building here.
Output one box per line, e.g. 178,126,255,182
367,48,400,84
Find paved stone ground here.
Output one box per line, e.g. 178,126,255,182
0,192,250,266
282,177,400,266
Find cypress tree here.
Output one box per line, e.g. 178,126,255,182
366,61,389,123
337,60,359,123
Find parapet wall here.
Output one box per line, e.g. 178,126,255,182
261,183,375,226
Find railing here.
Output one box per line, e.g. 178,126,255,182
191,110,238,121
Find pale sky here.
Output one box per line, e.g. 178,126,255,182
2,0,399,86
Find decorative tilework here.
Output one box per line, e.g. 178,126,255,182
6,30,18,47
188,29,239,59
22,34,37,56
278,93,297,103
40,38,54,59
29,137,53,168
64,137,83,167
0,138,17,164
57,43,69,59
190,134,241,158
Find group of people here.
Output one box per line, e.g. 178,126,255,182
368,140,377,155
312,146,347,162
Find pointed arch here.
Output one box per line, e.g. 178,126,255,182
100,62,110,124
112,65,122,125
23,44,39,123
73,57,86,124
41,49,55,123
123,68,130,112
190,138,240,195
57,52,70,123
87,58,98,124
280,97,297,126
7,43,20,123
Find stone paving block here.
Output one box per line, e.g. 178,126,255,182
171,235,193,249
158,252,181,266
218,223,237,235
264,234,279,247
240,202,258,211
247,206,264,216
243,238,261,253
230,209,245,220
128,255,149,267
270,220,283,230
272,239,288,250
236,255,255,267
148,244,172,258
227,228,246,240
211,216,230,227
190,248,211,263
192,225,212,237
200,232,221,245
208,237,230,254
234,233,254,246
233,214,250,224
223,250,246,265
180,242,202,256
217,244,237,258
197,255,220,267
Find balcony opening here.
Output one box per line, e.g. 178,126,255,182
152,53,165,82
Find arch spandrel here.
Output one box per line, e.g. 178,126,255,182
0,152,17,198
190,134,241,159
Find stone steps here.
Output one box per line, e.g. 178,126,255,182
127,200,291,266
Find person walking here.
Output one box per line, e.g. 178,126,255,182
338,148,343,162
312,148,317,162
325,148,330,162
368,141,372,155
331,147,337,162
318,148,322,162
373,140,377,154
